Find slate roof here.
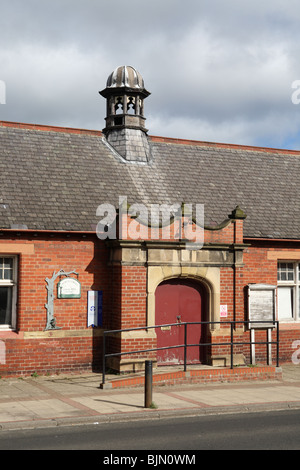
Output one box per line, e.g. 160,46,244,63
0,121,299,240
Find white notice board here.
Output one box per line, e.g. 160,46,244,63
248,284,276,328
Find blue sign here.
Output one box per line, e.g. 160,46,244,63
87,291,103,327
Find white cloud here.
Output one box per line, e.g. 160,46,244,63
149,106,300,149
0,0,300,148
0,44,109,126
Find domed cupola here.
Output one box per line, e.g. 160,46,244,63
99,66,151,162
106,65,145,89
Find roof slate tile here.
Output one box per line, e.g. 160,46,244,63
0,124,299,239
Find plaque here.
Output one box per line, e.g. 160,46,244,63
57,277,81,299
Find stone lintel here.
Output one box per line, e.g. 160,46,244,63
108,240,248,267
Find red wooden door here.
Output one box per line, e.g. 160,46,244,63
155,279,207,365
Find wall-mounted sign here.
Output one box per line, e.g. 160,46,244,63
248,284,276,328
87,290,103,327
220,305,228,318
57,277,81,299
45,269,78,330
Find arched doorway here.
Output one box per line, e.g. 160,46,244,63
155,278,208,365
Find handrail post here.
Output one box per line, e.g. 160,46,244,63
230,322,234,369
184,323,187,372
276,321,279,367
267,328,271,366
102,332,106,385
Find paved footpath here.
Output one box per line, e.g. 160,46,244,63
1,365,300,430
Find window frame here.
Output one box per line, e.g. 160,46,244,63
277,261,300,322
0,255,18,330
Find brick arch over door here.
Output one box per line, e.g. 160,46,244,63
155,278,208,364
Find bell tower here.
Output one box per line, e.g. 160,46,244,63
99,66,151,162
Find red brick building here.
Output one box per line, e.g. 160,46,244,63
0,66,299,377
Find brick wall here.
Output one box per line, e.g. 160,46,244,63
0,232,110,377
208,240,300,364
1,229,300,377
235,241,300,364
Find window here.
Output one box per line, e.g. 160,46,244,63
0,256,17,329
277,262,300,321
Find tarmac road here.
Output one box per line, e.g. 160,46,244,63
1,408,300,450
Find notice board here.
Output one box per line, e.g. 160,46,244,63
248,284,276,328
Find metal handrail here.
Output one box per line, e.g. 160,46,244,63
101,320,279,385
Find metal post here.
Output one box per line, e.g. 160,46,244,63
102,332,106,385
144,360,153,408
230,322,234,369
276,321,279,367
250,328,255,365
184,323,187,372
267,328,272,365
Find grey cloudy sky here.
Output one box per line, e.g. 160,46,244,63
1,0,300,149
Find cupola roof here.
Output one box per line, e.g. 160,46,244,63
106,65,144,89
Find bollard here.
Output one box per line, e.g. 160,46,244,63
144,360,153,408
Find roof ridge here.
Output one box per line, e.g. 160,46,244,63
149,134,300,155
0,120,103,136
0,120,299,155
